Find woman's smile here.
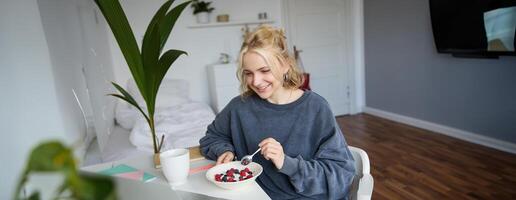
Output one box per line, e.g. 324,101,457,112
255,83,272,93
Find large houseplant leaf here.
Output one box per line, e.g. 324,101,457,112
159,1,191,51
109,82,150,123
141,0,191,118
95,0,191,154
94,0,145,95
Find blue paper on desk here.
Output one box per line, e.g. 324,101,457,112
98,164,156,183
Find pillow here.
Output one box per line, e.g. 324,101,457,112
116,78,191,130
126,78,190,108
159,79,189,99
115,99,140,130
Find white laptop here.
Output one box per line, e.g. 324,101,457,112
20,172,225,200
114,176,226,200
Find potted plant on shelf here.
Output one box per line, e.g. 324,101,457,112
94,0,191,168
191,0,214,24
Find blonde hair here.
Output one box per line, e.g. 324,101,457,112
237,25,304,97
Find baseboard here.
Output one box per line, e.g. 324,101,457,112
363,107,516,155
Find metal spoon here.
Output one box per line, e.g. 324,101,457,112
241,148,261,165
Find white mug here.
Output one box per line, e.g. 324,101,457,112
160,149,190,186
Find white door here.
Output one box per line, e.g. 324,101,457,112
285,0,351,116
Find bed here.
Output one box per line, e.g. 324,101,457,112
105,78,215,162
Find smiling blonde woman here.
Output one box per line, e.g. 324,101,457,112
200,25,356,200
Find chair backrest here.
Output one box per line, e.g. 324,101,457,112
348,146,373,200
349,146,370,177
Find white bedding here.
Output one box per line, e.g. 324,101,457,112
130,101,215,153
114,78,215,153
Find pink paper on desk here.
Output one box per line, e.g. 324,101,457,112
98,164,157,183
117,170,144,180
189,163,214,174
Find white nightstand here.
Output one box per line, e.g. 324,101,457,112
207,63,240,113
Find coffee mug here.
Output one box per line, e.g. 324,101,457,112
160,149,190,186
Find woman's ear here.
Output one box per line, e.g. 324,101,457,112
279,58,290,74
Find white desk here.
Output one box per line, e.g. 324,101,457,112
81,154,270,200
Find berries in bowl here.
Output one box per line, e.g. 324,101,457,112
206,161,263,190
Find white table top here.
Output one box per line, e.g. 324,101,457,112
81,155,271,200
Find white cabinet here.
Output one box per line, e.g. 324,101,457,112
207,63,240,113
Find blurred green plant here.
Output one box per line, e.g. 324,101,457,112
94,0,191,155
191,0,214,14
14,141,116,200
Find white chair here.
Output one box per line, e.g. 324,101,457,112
349,146,374,200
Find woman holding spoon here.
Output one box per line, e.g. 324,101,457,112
200,25,356,200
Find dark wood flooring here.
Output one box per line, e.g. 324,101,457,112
337,114,516,200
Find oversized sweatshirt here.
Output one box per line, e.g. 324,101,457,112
199,91,356,200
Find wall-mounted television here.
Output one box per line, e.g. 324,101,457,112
429,0,516,58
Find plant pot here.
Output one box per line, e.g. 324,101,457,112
196,12,210,24
160,148,190,186
154,153,161,169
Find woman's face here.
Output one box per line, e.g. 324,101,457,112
242,51,287,100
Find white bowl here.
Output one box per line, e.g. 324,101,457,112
206,161,263,190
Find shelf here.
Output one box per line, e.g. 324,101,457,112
188,20,274,28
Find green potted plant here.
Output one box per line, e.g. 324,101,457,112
94,0,191,168
191,0,214,24
14,141,116,200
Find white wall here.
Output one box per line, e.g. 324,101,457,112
110,0,283,105
0,0,68,198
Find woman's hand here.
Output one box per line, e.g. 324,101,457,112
216,151,235,165
259,138,285,169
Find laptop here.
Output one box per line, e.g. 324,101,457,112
115,176,226,200
21,169,226,199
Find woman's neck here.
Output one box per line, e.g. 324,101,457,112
267,88,303,105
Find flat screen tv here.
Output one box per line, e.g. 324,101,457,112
429,0,516,58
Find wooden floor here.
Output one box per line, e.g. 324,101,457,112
337,114,516,200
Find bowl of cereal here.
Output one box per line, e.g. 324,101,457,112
206,161,263,190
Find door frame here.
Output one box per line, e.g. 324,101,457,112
281,0,365,115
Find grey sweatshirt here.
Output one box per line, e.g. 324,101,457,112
199,91,356,200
